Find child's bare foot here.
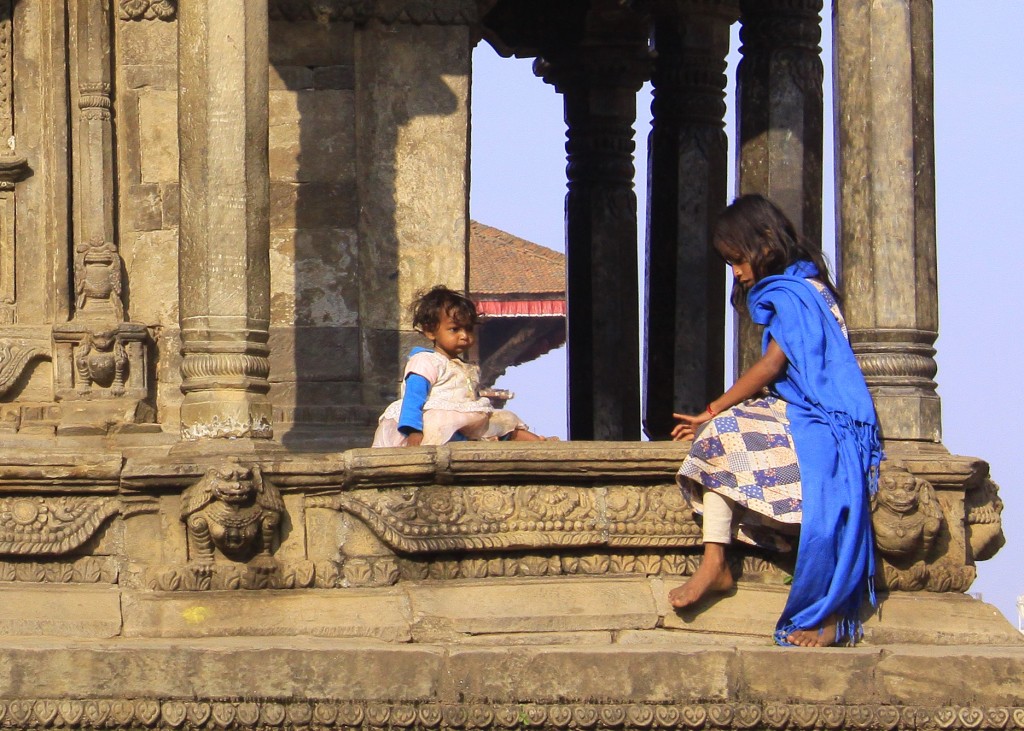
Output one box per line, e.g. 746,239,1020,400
783,615,839,647
668,543,734,609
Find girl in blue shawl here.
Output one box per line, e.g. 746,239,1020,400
669,195,882,647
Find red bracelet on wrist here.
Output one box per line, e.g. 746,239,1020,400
706,404,718,417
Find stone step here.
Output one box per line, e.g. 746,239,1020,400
2,577,1019,648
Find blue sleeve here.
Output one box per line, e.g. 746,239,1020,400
397,373,430,434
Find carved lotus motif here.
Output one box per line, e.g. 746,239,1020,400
414,488,465,525
466,487,515,521
606,489,642,522
647,485,690,523
523,486,582,521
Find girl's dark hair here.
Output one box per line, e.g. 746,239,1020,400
713,194,839,309
411,285,479,334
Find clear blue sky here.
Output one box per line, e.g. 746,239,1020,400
470,4,1023,626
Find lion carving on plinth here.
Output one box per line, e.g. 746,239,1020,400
180,462,285,576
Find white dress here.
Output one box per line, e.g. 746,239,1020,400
372,350,526,447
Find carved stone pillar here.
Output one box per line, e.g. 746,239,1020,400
51,0,152,433
177,0,273,441
642,0,737,440
834,0,939,442
0,1,26,327
734,0,824,375
537,2,650,441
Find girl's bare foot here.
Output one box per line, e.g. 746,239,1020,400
783,615,839,647
668,543,734,608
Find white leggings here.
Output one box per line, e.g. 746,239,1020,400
702,489,735,545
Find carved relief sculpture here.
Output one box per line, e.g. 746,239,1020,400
871,465,943,591
51,0,153,430
74,330,128,396
965,476,1005,562
180,463,285,586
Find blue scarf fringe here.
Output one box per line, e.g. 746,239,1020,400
750,261,883,647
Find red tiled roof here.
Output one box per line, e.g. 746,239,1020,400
469,221,565,298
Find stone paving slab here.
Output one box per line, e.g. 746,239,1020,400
0,637,1020,707
651,577,1021,647
121,588,412,641
0,584,122,638
407,577,660,635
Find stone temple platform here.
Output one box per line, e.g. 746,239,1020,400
0,441,1020,730
0,580,1021,731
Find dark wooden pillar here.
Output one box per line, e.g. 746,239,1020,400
537,4,650,441
734,0,824,374
642,0,737,439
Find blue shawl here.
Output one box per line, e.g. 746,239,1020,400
747,260,882,645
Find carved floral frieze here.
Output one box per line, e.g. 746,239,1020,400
0,700,1017,731
0,496,118,555
0,341,48,398
118,0,176,21
309,484,702,555
0,556,117,583
148,560,315,592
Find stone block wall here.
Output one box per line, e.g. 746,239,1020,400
0,5,473,442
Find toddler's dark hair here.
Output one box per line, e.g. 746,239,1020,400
411,285,479,334
713,194,839,309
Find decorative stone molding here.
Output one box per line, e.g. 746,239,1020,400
180,414,274,441
965,477,1005,562
147,560,315,591
872,466,942,560
0,555,117,583
0,341,48,398
0,496,119,556
180,464,285,585
118,0,177,21
310,484,701,555
0,700,1016,731
52,323,149,402
388,550,758,584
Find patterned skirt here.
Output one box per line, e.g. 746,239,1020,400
677,396,802,550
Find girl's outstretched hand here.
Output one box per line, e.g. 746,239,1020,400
671,411,713,441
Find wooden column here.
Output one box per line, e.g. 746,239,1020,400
537,2,650,441
643,0,737,439
734,0,824,374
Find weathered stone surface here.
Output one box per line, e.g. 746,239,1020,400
0,638,447,700
269,89,355,183
408,577,660,635
138,90,178,183
269,20,355,68
443,645,735,703
121,589,413,641
121,229,179,324
0,585,121,638
834,0,940,442
269,229,360,326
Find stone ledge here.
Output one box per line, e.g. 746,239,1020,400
0,639,1020,712
3,578,1020,648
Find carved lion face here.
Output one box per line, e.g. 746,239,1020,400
877,468,920,515
211,467,256,505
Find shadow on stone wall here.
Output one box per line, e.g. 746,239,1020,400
270,15,466,449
